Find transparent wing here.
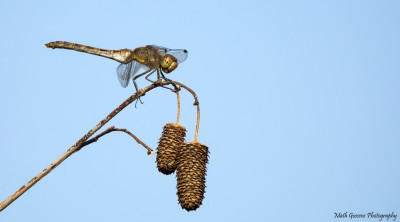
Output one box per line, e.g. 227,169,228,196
168,49,188,63
153,45,188,63
116,62,131,88
116,61,143,88
153,45,168,56
132,62,144,76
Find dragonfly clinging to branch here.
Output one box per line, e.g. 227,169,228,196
45,41,188,93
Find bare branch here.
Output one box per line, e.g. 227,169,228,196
0,80,198,212
165,80,200,142
112,128,154,155
76,126,154,155
168,80,199,106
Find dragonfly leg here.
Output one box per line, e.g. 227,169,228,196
133,69,152,81
132,69,153,107
144,70,157,83
159,70,171,82
157,71,161,80
145,69,173,89
159,69,178,90
133,82,143,107
147,70,174,90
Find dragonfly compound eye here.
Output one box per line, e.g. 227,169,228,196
161,54,178,73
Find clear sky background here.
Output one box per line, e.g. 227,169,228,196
0,1,399,221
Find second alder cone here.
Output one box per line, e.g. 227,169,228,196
176,142,209,211
156,123,186,175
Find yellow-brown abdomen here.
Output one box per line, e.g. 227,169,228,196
45,41,133,63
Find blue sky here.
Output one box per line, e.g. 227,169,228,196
0,0,399,221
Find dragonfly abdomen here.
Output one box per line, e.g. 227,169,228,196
45,41,132,63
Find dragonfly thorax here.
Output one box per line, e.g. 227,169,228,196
132,46,161,68
161,54,178,73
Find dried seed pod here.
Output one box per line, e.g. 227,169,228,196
176,142,209,211
156,123,186,175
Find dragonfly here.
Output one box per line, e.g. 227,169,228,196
45,41,188,93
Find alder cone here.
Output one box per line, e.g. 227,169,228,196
156,123,186,175
176,142,209,211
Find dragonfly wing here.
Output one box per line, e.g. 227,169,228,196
153,45,168,56
168,49,188,63
116,63,131,88
153,45,188,63
116,61,143,88
132,61,144,77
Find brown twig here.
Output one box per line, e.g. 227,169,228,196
168,80,199,106
0,80,198,212
113,128,154,155
75,126,154,155
175,89,181,125
165,81,200,142
194,103,200,142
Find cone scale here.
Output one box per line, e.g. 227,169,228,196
176,142,209,211
156,123,186,175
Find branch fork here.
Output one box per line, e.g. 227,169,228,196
0,80,199,212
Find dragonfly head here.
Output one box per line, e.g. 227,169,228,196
161,54,178,73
